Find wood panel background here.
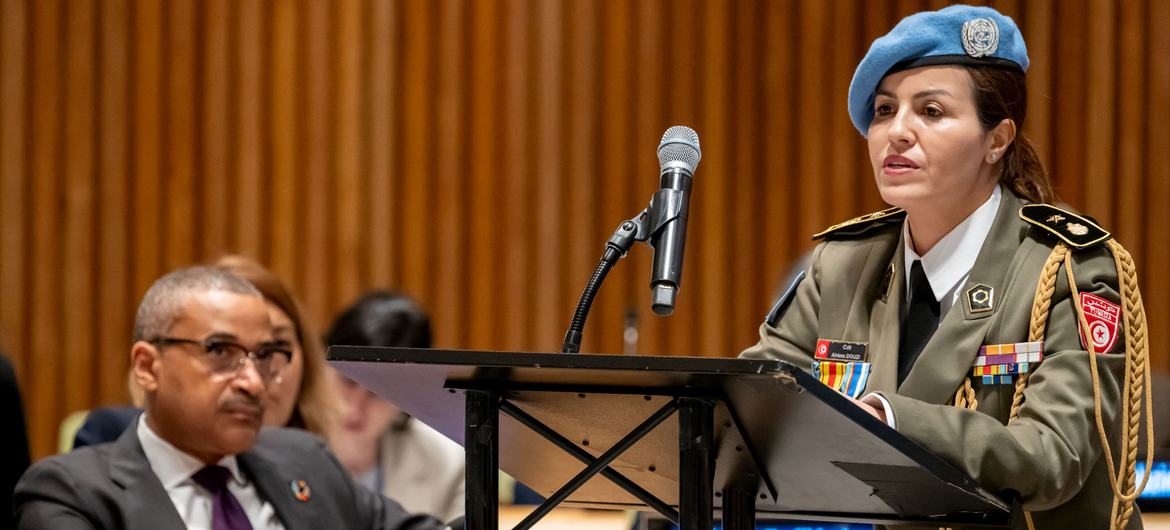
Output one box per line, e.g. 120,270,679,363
1,0,1167,459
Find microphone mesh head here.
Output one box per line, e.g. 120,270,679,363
657,126,701,172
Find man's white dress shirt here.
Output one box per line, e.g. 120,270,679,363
137,415,285,530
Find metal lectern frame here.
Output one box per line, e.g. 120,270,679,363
459,385,747,530
328,347,1013,530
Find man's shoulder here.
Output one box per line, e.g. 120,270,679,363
248,427,450,530
25,443,115,481
254,425,328,451
15,443,118,514
249,427,336,470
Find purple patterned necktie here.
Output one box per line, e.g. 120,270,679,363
191,465,255,530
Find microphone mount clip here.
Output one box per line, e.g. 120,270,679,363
562,196,679,354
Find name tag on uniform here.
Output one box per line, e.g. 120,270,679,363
971,341,1044,384
812,338,871,398
814,339,868,362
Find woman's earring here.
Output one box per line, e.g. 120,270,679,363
989,153,999,162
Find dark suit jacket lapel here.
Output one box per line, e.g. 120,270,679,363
239,448,313,530
107,418,187,530
898,192,1027,403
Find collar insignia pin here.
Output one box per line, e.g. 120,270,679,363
290,479,311,502
967,283,994,313
1067,222,1089,236
880,262,895,302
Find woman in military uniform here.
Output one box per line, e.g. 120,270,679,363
740,6,1151,530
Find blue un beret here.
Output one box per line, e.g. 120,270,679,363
848,5,1029,136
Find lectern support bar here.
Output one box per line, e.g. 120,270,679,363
721,485,756,530
461,388,727,530
498,401,680,523
678,398,715,530
512,400,680,530
466,391,500,530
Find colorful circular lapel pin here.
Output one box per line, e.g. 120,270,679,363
290,479,311,502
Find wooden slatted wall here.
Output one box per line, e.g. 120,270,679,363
1,0,1167,459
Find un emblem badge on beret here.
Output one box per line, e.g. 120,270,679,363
962,17,1000,57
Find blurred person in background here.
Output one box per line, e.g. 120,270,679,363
69,371,145,450
325,291,464,522
215,255,336,435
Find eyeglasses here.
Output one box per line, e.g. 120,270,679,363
149,336,293,380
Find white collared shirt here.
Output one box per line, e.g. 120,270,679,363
865,185,1002,428
902,185,1002,318
137,416,285,530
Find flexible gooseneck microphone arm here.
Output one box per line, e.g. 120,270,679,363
560,212,646,354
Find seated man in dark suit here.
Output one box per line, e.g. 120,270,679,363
1,351,30,529
15,266,452,530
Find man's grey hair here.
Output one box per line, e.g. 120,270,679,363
133,265,262,342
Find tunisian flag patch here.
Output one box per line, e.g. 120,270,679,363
1079,293,1121,353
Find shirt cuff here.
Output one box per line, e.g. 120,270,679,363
861,392,896,429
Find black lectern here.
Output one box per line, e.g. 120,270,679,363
328,347,1013,529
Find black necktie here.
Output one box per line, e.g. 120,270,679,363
898,260,940,385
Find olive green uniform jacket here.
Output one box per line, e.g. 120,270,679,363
740,191,1138,529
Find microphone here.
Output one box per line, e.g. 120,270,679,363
648,126,701,316
559,125,699,352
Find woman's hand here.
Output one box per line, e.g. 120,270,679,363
844,393,887,424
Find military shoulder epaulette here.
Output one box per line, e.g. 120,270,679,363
1019,204,1111,248
813,207,906,240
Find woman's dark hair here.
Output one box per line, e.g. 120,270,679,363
967,65,1055,204
325,290,432,349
